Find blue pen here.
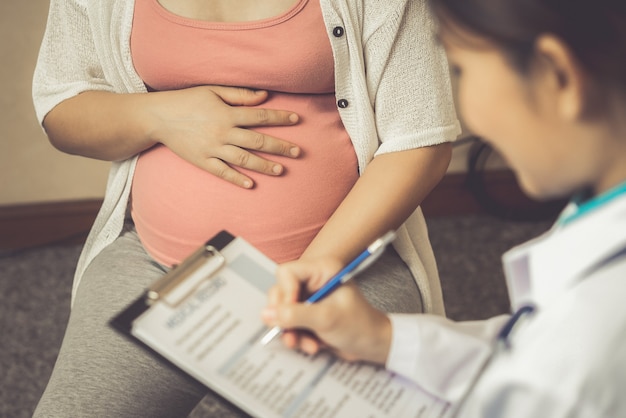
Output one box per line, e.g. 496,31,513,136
260,231,397,346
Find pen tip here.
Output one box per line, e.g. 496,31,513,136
260,327,281,346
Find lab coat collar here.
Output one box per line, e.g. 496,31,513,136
502,193,626,311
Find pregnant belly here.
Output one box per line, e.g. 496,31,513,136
131,94,358,265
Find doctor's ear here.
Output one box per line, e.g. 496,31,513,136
532,35,592,121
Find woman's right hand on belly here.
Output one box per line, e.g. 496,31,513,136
149,85,301,188
44,85,300,189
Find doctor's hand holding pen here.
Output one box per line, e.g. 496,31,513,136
261,257,393,365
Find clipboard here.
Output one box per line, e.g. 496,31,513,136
111,230,451,418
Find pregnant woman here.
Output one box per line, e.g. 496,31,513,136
32,0,460,416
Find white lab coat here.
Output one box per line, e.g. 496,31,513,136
387,192,626,417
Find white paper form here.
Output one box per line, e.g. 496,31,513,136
130,237,451,418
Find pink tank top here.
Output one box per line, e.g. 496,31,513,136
130,0,358,265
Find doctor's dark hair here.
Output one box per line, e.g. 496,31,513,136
428,0,626,94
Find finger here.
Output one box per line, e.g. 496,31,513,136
276,259,338,294
266,286,283,307
232,106,299,128
280,329,320,355
229,128,300,158
276,302,330,332
208,86,271,107
203,157,254,189
299,335,323,356
275,263,314,303
280,330,299,349
215,145,286,176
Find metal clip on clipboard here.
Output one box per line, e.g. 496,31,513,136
146,243,227,307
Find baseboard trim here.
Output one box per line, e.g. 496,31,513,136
0,170,563,252
0,199,102,252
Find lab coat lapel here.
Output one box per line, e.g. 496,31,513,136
503,195,626,311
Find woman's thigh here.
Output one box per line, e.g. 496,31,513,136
33,227,207,418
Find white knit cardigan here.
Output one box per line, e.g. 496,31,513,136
33,0,460,314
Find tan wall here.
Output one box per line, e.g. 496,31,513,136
0,2,110,206
0,2,504,207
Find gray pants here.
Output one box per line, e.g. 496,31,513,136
34,226,422,418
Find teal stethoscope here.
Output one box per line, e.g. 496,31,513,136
556,180,626,227
451,180,626,416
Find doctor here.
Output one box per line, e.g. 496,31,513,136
262,0,626,416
